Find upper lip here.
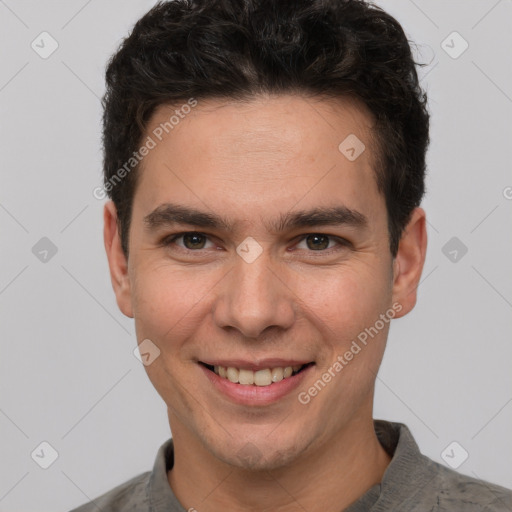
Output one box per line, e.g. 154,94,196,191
200,359,313,371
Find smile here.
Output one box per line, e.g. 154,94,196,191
203,363,312,387
199,360,315,405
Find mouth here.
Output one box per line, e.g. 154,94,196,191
199,362,314,387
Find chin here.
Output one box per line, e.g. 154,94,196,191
227,447,297,472
207,431,312,472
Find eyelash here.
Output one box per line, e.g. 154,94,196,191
160,231,351,255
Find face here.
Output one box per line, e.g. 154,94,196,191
104,94,426,471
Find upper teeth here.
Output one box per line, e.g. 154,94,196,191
214,365,302,386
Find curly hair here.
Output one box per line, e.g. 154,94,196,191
102,0,430,258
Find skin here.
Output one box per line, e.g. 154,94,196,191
104,94,427,511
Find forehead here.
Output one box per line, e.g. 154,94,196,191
133,94,384,229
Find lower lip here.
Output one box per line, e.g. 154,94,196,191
200,364,314,406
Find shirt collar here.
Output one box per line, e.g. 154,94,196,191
147,437,185,511
346,420,437,511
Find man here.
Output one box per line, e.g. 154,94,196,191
72,0,512,510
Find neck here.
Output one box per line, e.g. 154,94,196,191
167,413,391,512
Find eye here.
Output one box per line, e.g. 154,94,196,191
163,232,216,251
160,232,350,255
295,234,349,252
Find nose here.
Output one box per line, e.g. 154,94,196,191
212,250,296,339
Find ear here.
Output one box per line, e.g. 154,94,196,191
391,207,427,318
103,200,134,318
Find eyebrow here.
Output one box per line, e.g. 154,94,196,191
143,202,368,234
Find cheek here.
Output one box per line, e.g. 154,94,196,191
130,268,211,403
293,262,393,341
130,265,211,346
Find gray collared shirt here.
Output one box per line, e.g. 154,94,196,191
69,420,512,511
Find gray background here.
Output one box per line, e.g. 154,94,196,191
0,1,511,510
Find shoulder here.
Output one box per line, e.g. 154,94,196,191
68,471,151,512
418,456,512,511
374,421,512,512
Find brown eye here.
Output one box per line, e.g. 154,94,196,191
305,234,330,251
163,232,215,251
182,233,207,249
294,234,351,255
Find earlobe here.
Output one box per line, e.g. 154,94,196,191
103,201,134,318
391,207,427,318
